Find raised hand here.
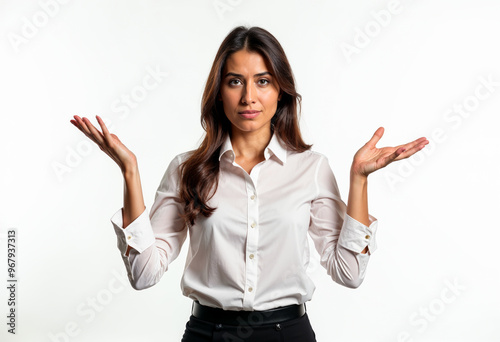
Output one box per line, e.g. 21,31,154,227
70,115,137,173
350,127,429,178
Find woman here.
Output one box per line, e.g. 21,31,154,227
70,26,428,341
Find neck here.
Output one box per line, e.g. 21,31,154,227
230,127,272,161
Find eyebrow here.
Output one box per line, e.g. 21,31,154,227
223,71,272,78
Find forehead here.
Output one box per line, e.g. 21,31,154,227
223,50,270,73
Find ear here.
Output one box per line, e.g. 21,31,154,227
278,91,282,101
217,93,222,101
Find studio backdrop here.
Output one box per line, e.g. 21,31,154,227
1,0,499,341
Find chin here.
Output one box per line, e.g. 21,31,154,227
232,123,270,134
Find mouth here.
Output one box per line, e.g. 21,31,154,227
238,110,261,119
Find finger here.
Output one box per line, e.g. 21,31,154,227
72,116,96,142
71,118,89,134
70,119,80,130
386,146,406,164
96,115,110,137
96,115,114,147
72,116,118,162
402,138,428,155
83,117,106,146
393,137,428,156
366,127,384,148
394,139,429,161
73,115,92,135
73,116,102,146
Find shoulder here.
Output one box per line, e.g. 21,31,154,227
173,150,196,165
165,149,196,168
287,148,329,166
156,150,195,191
161,150,195,178
287,150,337,183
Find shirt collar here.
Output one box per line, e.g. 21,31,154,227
218,132,287,165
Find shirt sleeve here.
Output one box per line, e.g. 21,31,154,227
308,155,378,288
110,154,188,290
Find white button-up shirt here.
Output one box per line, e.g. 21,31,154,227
110,133,378,311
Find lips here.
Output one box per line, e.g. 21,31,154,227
238,110,261,119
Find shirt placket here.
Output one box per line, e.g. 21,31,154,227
241,163,262,310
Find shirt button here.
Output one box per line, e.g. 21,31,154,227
251,222,256,228
248,287,253,292
249,254,254,259
250,195,256,200
365,235,370,239
127,235,132,240
275,323,281,331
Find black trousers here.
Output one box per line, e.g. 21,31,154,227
181,312,317,342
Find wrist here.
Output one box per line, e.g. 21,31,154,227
350,169,368,185
122,164,139,179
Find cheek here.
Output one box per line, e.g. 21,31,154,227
262,94,279,110
221,91,239,110
222,99,237,114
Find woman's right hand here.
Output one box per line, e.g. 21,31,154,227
70,115,137,174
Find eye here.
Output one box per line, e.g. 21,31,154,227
258,79,270,85
228,79,241,86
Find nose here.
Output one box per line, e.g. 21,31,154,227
241,83,255,104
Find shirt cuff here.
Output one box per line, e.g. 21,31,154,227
110,206,156,257
338,213,378,254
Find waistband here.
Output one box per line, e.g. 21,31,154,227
191,301,306,326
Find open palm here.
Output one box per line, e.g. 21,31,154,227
351,127,429,177
70,115,137,173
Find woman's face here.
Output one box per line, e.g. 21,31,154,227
219,49,281,138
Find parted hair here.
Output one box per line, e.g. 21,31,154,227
177,26,312,227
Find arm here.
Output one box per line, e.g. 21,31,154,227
308,155,377,289
347,127,429,254
122,165,146,257
346,173,370,254
310,127,428,288
70,115,188,290
110,155,188,290
70,114,145,257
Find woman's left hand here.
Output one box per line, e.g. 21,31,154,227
350,127,429,178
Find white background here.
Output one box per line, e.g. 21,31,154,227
1,0,499,341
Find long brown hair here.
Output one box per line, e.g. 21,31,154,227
178,26,312,227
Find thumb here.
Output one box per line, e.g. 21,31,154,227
366,127,384,148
